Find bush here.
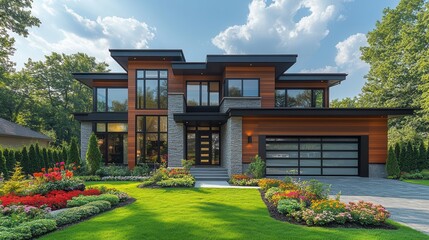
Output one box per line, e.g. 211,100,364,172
348,201,390,225
0,149,8,180
86,133,102,175
157,177,195,187
246,155,265,179
1,163,26,195
386,146,400,178
258,179,285,191
138,179,156,188
85,200,112,212
131,164,150,176
101,176,147,181
181,159,194,171
310,199,346,215
67,194,120,208
0,231,29,240
302,179,331,200
277,199,301,215
229,178,259,186
55,205,100,226
18,219,57,238
264,187,282,202
96,165,131,177
75,175,102,181
68,137,81,166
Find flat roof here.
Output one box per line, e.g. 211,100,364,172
73,112,128,122
110,49,186,71
73,73,128,88
278,73,348,87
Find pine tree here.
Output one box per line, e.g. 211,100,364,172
28,144,38,174
42,148,49,169
5,149,16,176
0,149,8,179
398,142,407,172
35,143,42,171
14,150,22,164
411,144,419,171
62,146,68,164
417,143,426,171
21,147,30,175
68,137,80,165
3,149,10,177
386,147,400,178
86,133,102,175
53,150,59,164
48,149,54,167
394,142,401,160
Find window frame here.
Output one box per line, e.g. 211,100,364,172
135,69,168,109
135,115,168,166
275,88,325,108
185,81,220,106
224,78,260,97
93,122,128,165
94,87,128,112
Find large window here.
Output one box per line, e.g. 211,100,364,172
225,79,259,97
136,70,168,109
136,116,168,165
186,81,220,106
275,89,324,108
96,88,128,112
95,123,128,165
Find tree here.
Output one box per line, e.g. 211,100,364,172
62,146,68,164
53,150,59,164
0,149,8,179
28,144,37,174
21,146,30,175
48,149,54,167
35,143,42,171
86,133,102,175
4,149,15,177
42,148,48,169
386,147,400,178
417,143,427,171
68,137,80,165
14,150,22,165
0,0,40,73
330,97,361,108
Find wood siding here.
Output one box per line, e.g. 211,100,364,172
242,116,388,164
224,67,275,108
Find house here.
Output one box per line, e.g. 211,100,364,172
73,49,413,178
0,118,51,148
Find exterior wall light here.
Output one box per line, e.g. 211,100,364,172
248,136,253,143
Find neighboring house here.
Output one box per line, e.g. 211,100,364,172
73,49,413,178
0,118,51,148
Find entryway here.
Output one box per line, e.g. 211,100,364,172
186,126,220,166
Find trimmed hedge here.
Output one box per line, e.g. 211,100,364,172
0,219,57,240
67,194,119,208
157,177,195,187
55,205,100,226
85,200,112,212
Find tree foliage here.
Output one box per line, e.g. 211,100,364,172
28,144,37,174
86,133,102,175
21,146,30,175
68,137,80,165
386,147,400,178
0,149,8,179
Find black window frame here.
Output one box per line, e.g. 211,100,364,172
93,122,128,165
135,69,168,110
135,115,168,166
94,87,128,112
224,78,260,97
185,81,220,106
275,88,325,108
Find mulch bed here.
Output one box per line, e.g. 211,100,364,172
259,189,397,230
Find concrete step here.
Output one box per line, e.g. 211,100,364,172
195,176,230,181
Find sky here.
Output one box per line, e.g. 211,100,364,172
12,0,400,100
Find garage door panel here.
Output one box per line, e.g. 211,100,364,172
322,151,358,158
323,168,358,175
266,151,298,158
300,159,321,167
266,159,298,167
323,159,358,167
322,143,358,150
300,168,322,175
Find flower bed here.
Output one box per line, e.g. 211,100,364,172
228,174,260,186
138,167,195,188
259,178,394,228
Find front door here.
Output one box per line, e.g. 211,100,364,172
196,131,211,165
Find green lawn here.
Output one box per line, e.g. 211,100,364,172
41,182,428,240
404,179,429,186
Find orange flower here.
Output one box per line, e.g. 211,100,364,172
60,166,65,171
33,172,43,178
48,168,53,173
65,170,73,178
41,168,46,172
72,167,77,170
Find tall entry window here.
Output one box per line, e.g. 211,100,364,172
225,79,259,97
186,126,220,165
95,123,128,165
275,89,324,108
186,81,220,106
96,88,128,112
136,116,168,166
136,70,168,109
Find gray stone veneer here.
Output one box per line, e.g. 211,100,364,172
168,93,185,167
221,117,243,176
220,97,261,113
369,164,387,178
80,122,92,163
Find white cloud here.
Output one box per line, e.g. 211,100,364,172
212,0,347,54
64,5,97,30
334,32,367,69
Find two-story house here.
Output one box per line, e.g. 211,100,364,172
73,49,413,178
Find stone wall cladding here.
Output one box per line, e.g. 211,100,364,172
369,164,387,178
221,117,243,176
80,122,92,162
220,97,261,113
168,94,185,167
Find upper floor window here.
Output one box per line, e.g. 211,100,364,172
186,81,219,106
225,79,259,97
136,70,168,109
275,89,324,108
96,88,128,112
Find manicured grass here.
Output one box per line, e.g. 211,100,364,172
41,182,428,240
404,179,429,186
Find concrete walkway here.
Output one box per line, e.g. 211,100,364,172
305,177,429,235
195,181,259,189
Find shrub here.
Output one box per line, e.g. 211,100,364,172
95,165,131,177
157,177,195,187
21,147,30,176
311,199,346,214
271,190,306,205
131,164,150,176
168,168,191,178
4,149,16,178
264,187,282,202
0,149,8,180
302,179,331,200
301,209,336,226
75,175,102,181
86,133,102,175
151,167,169,182
230,174,249,180
67,194,119,208
138,179,156,188
101,176,147,181
229,178,259,186
386,146,400,178
100,188,130,202
246,155,265,179
85,200,112,212
62,146,68,165
28,144,38,174
401,172,424,179
18,219,57,238
348,201,390,225
55,205,100,226
258,179,285,191
277,199,301,215
1,163,26,195
181,159,194,171
68,137,81,166
0,231,29,240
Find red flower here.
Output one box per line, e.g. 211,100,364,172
65,170,73,178
60,166,65,171
41,168,46,173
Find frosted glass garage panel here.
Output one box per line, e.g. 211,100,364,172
322,138,358,142
300,159,321,167
266,143,298,150
323,151,358,158
300,151,321,158
266,138,298,142
323,168,358,175
300,143,321,150
300,168,321,175
266,151,298,158
266,168,298,175
323,160,358,167
323,143,358,150
266,159,298,167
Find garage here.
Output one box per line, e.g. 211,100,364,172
264,136,361,176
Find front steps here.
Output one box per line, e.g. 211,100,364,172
190,167,229,181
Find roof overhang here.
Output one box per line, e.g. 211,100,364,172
227,108,415,118
278,73,348,87
172,54,297,77
73,73,128,88
173,112,228,125
110,49,186,71
73,112,128,122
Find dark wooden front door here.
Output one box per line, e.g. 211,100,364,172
196,131,212,165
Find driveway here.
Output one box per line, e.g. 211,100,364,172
301,177,429,235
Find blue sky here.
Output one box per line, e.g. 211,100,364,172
12,0,400,100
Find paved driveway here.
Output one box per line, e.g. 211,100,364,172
302,177,429,235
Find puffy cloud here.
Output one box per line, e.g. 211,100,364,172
64,5,97,30
212,0,347,54
334,32,368,69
